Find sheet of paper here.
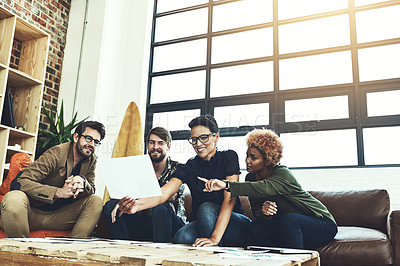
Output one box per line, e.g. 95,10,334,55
247,245,317,254
189,246,243,252
9,237,108,244
219,252,301,261
97,155,162,199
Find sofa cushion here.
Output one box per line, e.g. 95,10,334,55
0,229,71,238
309,190,389,233
0,153,32,201
318,226,393,266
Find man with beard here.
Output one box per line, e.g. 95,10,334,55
103,127,186,242
0,121,105,238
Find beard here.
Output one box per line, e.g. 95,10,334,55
149,149,166,163
75,142,94,158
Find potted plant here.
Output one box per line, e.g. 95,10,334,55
35,101,88,158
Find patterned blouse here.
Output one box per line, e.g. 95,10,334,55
157,157,187,223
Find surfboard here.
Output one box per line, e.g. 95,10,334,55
103,101,144,203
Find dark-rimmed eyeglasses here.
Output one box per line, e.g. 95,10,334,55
81,135,101,146
187,133,216,145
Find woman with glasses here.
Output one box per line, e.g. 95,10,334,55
112,115,251,247
199,128,337,249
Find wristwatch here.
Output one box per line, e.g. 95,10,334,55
224,180,230,191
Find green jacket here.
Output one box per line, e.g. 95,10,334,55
229,165,335,222
11,142,96,207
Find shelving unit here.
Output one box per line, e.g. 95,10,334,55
0,6,50,182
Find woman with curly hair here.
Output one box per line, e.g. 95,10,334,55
199,128,337,249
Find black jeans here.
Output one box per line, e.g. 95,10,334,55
250,213,337,249
103,199,184,242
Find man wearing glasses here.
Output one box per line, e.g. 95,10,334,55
0,121,105,238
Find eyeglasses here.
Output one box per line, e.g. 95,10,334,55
187,133,216,145
81,135,101,146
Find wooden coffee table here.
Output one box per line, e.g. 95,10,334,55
0,238,319,265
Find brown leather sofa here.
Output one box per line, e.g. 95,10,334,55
310,190,399,266
184,189,400,266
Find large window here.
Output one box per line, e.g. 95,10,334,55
146,0,400,168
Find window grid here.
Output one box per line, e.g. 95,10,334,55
146,0,400,168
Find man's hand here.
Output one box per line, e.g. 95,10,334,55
111,196,139,223
55,175,85,199
69,175,85,198
55,176,75,199
192,237,219,247
262,201,277,216
198,177,226,192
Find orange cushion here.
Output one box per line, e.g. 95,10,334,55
0,229,72,238
0,153,32,197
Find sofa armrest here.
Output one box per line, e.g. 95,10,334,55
390,210,400,266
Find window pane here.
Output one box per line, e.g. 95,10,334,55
356,5,400,44
153,109,201,131
358,44,400,82
153,39,207,72
157,0,208,13
211,27,273,64
213,0,273,32
354,0,391,6
218,136,248,169
151,71,205,103
285,96,349,122
214,103,269,128
364,126,400,165
367,90,400,117
278,0,348,20
279,51,353,90
169,139,197,163
210,61,273,97
280,129,358,167
155,8,208,42
279,15,350,54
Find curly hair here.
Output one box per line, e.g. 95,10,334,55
246,128,283,167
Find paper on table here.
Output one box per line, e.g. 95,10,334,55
97,155,162,199
219,252,301,261
247,246,317,254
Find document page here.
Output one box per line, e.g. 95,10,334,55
97,155,162,199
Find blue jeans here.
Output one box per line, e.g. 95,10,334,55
103,199,184,242
173,202,251,247
250,213,337,249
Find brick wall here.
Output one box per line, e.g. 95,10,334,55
1,0,72,130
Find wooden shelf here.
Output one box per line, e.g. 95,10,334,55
9,126,36,137
0,5,49,182
0,8,13,20
8,68,42,88
15,17,48,42
7,146,33,155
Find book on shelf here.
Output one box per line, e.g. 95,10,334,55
1,91,15,128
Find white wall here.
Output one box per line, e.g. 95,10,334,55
60,0,400,211
59,0,154,196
